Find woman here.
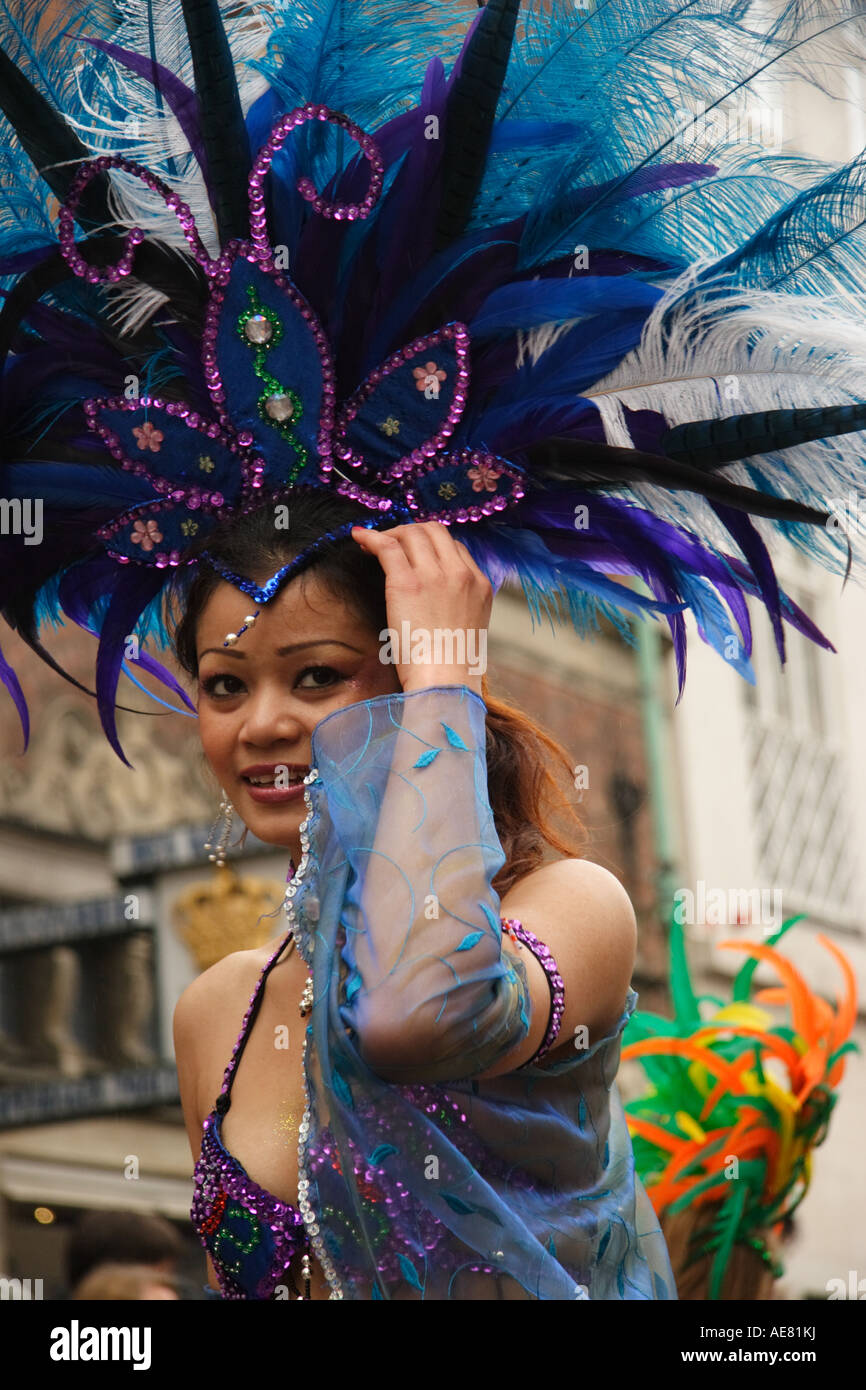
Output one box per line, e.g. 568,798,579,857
171,491,672,1299
3,0,866,1301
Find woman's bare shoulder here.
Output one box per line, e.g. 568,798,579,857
511,856,633,900
173,941,280,1046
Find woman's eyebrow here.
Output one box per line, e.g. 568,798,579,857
197,639,365,661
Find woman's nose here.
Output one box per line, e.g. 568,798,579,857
237,685,305,746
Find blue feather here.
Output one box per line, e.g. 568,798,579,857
468,276,663,336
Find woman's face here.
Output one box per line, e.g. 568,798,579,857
195,570,400,854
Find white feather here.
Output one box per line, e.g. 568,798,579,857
534,260,866,576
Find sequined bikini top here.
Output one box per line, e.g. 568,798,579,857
190,932,310,1301
190,913,566,1300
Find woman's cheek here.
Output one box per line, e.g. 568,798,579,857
197,704,231,775
344,650,399,695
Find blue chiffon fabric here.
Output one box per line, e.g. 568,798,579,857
280,684,677,1300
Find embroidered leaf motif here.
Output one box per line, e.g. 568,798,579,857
473,1205,505,1226
331,1066,354,1109
597,1225,612,1260
441,1191,476,1216
345,972,361,1003
455,931,485,952
578,1096,587,1128
369,1144,399,1166
441,722,469,750
413,747,440,768
480,901,500,933
398,1254,424,1291
547,1235,557,1256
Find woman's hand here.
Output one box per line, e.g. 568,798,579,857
350,521,493,697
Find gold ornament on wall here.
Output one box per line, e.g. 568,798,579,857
172,864,285,972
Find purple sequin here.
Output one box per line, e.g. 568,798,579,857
501,918,566,1064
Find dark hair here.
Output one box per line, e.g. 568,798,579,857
169,491,586,894
66,1209,183,1289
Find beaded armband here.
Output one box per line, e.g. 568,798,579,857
501,918,565,1066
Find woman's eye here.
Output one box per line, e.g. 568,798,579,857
296,665,341,689
200,673,244,698
199,666,342,698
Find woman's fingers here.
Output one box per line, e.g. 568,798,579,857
350,521,489,694
350,524,416,580
352,520,490,590
387,522,444,573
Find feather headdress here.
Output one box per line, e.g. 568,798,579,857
4,0,866,761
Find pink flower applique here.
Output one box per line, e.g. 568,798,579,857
413,361,447,397
130,519,163,551
132,421,164,452
466,461,502,493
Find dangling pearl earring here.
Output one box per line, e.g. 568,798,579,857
204,789,234,867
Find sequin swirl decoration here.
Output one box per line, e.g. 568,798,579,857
189,926,311,1299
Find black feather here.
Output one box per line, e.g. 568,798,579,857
663,403,866,468
181,0,252,246
0,239,208,423
434,0,521,253
526,436,835,527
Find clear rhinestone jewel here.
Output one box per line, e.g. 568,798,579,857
244,314,273,344
265,393,295,421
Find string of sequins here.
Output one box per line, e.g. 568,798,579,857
286,769,345,1299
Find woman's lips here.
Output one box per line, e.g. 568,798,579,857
243,781,307,805
240,765,309,805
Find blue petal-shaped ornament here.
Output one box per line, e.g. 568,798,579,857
334,322,470,480
86,397,246,506
205,242,335,494
96,497,221,567
400,449,525,523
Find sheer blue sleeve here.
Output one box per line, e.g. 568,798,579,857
308,684,530,1083
288,686,676,1301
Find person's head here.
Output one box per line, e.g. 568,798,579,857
170,490,586,891
171,490,400,859
66,1209,183,1291
71,1262,180,1300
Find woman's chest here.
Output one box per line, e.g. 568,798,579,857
207,958,312,1207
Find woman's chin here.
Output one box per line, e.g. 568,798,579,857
238,795,305,850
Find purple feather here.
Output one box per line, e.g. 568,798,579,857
708,501,785,663
0,244,58,278
94,568,171,766
58,559,195,716
0,635,30,752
